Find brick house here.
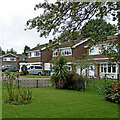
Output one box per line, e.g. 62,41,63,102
16,54,27,62
52,38,90,74
0,53,19,68
85,35,119,79
20,41,53,75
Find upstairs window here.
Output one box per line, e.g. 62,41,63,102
89,46,101,55
28,52,32,57
3,57,16,61
34,51,41,57
61,48,72,56
53,50,58,57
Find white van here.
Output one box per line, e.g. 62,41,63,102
27,65,43,75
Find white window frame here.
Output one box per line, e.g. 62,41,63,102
53,50,58,57
3,57,16,61
61,48,72,56
89,46,101,55
100,64,116,74
34,51,41,57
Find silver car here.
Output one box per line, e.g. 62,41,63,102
27,65,43,75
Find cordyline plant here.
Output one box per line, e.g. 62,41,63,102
3,69,32,105
50,55,69,89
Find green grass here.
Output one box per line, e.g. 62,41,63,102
20,74,51,78
2,82,119,118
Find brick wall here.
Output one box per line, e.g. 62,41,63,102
72,41,89,59
27,57,41,63
41,48,52,63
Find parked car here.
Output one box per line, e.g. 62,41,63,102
1,65,19,72
27,65,43,75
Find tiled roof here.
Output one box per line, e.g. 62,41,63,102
16,54,27,58
54,39,82,48
28,44,48,51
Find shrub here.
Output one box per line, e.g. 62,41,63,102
105,83,120,104
96,79,112,97
21,65,28,75
65,71,85,91
95,79,120,104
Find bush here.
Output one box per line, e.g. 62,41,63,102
96,79,112,97
95,79,120,104
65,71,85,91
21,65,28,75
105,83,120,104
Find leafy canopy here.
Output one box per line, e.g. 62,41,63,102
81,18,116,38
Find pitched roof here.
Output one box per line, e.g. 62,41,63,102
1,53,18,58
52,38,90,49
16,54,27,58
27,44,48,52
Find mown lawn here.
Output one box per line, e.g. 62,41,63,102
2,82,119,118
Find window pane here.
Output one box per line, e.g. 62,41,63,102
108,64,111,73
112,66,116,73
101,67,103,72
104,67,107,73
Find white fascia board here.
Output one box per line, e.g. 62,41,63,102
27,50,41,53
66,62,73,64
84,45,88,48
59,47,71,50
93,58,111,60
72,38,90,48
52,47,71,51
41,47,47,51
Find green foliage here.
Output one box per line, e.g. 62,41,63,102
50,56,68,89
81,18,115,38
26,2,119,38
0,47,5,55
105,83,120,104
58,30,80,43
23,45,30,56
95,79,113,97
65,71,85,91
3,70,32,105
21,65,28,75
93,79,120,104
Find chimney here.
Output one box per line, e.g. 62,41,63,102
80,34,83,40
49,40,52,43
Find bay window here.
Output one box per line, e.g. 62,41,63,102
100,64,116,73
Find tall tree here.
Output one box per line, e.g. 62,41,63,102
23,45,30,56
0,47,5,55
81,18,116,38
6,48,17,54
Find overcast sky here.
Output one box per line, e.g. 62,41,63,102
0,0,117,54
0,0,56,54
